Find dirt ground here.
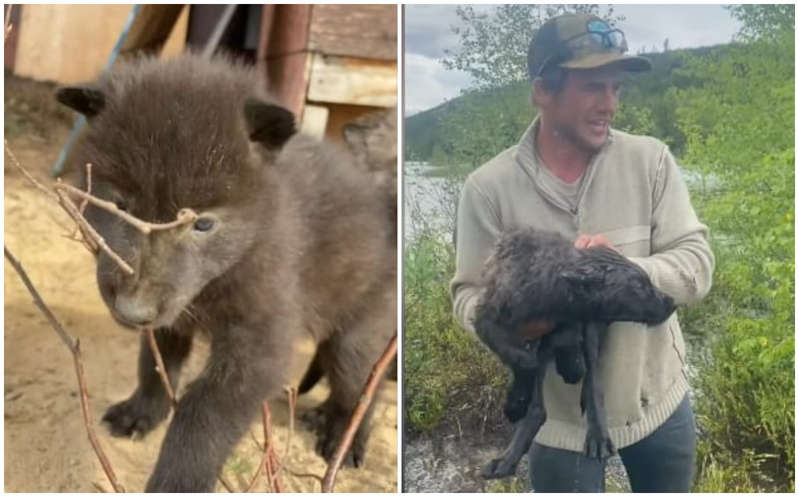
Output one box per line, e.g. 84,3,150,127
3,75,397,493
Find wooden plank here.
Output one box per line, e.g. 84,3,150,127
267,5,312,57
4,4,22,71
13,5,186,83
300,104,330,139
307,54,397,107
261,5,313,117
13,5,133,83
309,5,396,61
119,4,183,54
160,5,189,59
323,103,384,142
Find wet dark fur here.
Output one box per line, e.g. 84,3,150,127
56,53,396,492
474,228,675,478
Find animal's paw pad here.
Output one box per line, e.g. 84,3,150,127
102,393,169,439
481,457,517,480
583,431,615,459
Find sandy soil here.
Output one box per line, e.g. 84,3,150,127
3,79,397,493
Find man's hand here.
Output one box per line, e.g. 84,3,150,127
518,319,556,341
574,233,616,251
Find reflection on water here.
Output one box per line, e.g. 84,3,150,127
404,161,457,243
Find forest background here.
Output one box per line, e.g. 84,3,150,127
404,4,794,492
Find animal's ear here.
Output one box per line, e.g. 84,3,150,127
243,98,296,150
55,86,106,117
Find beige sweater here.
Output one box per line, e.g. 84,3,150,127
451,119,715,451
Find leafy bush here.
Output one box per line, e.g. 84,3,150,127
675,7,794,490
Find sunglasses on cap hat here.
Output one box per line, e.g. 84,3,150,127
562,19,628,54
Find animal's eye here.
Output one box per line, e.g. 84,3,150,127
193,217,215,232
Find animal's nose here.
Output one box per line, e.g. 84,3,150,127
114,294,157,325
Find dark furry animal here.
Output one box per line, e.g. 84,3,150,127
55,53,396,492
474,228,675,479
343,107,398,241
298,107,398,393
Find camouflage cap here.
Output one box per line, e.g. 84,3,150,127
528,13,651,80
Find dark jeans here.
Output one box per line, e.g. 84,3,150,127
529,394,696,492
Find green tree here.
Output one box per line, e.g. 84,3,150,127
676,5,794,491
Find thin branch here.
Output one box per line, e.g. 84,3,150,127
56,188,132,272
263,402,284,492
321,333,398,492
4,4,14,42
4,139,59,201
246,403,272,492
4,247,125,492
144,328,177,407
282,386,296,460
217,475,236,493
54,182,198,234
79,163,92,215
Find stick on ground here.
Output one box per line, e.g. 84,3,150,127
321,333,398,492
4,246,126,492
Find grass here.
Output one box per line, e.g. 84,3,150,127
403,230,508,432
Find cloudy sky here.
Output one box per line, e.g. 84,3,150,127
404,5,744,115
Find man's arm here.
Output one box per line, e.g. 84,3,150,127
627,147,715,304
450,178,502,333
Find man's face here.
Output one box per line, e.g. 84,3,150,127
539,65,625,153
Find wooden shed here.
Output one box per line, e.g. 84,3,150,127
4,4,397,141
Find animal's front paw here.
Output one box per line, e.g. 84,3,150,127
481,456,518,480
305,405,368,467
583,429,615,459
102,391,170,438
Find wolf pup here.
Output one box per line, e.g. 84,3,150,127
56,53,396,492
474,228,674,478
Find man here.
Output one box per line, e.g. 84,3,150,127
450,13,715,492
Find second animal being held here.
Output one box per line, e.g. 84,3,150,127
474,228,675,479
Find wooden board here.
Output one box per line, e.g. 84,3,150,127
13,5,134,83
160,6,189,60
324,103,385,142
13,4,186,84
300,104,330,139
258,5,313,117
307,54,397,107
120,5,183,54
4,4,22,70
309,5,396,61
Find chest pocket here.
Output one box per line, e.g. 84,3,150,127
603,225,651,257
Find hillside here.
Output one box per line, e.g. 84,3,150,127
405,45,721,162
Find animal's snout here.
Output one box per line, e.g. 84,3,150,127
114,293,158,326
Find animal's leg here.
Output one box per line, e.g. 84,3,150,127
504,364,536,422
103,329,192,438
551,322,585,384
581,322,615,459
298,349,325,394
145,325,293,492
483,360,549,479
314,290,396,468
